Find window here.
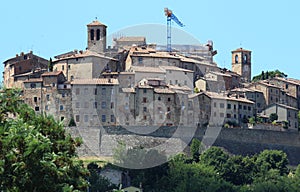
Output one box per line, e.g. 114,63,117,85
94,88,97,95
68,65,71,70
101,102,106,109
102,88,106,95
243,54,247,64
94,102,98,109
71,76,74,81
143,115,147,120
214,102,216,108
143,107,147,112
30,83,36,88
90,29,94,40
235,55,238,63
111,102,114,109
239,105,242,109
60,116,64,121
75,88,80,95
62,65,64,71
76,102,80,108
243,105,246,110
60,105,64,111
46,94,50,101
102,115,106,122
168,97,171,102
158,96,161,101
227,104,231,109
248,106,251,111
84,115,88,122
96,29,100,40
143,89,147,94
111,115,115,122
35,106,39,111
286,84,289,89
175,80,178,84
75,115,80,122
184,80,187,85
19,66,22,71
227,113,231,118
257,103,261,108
138,57,143,64
34,97,38,103
167,107,171,112
220,103,224,108
143,97,147,103
234,105,236,110
234,114,237,119
45,105,49,111
62,93,65,98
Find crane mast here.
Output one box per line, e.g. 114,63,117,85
164,8,184,52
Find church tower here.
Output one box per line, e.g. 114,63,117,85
87,20,107,53
232,48,252,82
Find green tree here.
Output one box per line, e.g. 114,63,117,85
0,89,89,191
255,150,289,176
199,147,230,172
190,138,203,162
48,57,53,72
168,159,235,192
269,113,278,122
87,162,116,192
252,70,288,82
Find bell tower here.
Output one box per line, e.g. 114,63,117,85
87,19,107,53
232,48,252,82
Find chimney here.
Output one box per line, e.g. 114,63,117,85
16,54,19,58
21,52,24,56
79,50,83,54
30,50,33,54
74,49,78,54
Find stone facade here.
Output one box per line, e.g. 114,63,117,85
87,20,107,53
232,48,251,83
3,51,48,88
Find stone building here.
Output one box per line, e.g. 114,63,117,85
113,36,146,50
22,71,72,125
269,77,300,109
261,103,299,130
53,50,118,81
232,48,252,83
188,91,255,127
230,87,266,113
87,20,107,53
71,78,119,127
3,51,48,88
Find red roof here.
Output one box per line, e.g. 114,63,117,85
41,71,63,76
87,20,106,27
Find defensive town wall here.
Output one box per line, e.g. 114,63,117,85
66,126,300,165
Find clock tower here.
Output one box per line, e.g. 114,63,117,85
231,48,252,82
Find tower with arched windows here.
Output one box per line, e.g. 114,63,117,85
87,20,107,53
231,48,252,82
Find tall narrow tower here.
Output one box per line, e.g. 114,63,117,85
232,48,252,82
87,20,107,53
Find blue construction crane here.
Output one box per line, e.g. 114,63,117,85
164,8,184,52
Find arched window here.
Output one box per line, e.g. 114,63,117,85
96,29,100,40
235,55,239,63
243,54,247,64
90,29,94,40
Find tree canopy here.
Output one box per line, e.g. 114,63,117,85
252,70,288,82
0,89,89,191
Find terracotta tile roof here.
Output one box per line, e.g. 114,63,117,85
207,71,232,77
53,50,117,62
24,78,43,83
168,85,192,92
205,91,254,104
273,77,300,86
231,48,251,53
154,88,175,94
231,87,263,93
71,78,119,85
160,66,193,73
87,20,106,27
266,103,298,111
122,88,135,93
129,66,166,73
41,71,63,76
116,37,146,42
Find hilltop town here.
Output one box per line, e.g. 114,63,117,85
3,19,300,131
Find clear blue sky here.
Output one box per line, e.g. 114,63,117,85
1,0,300,80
